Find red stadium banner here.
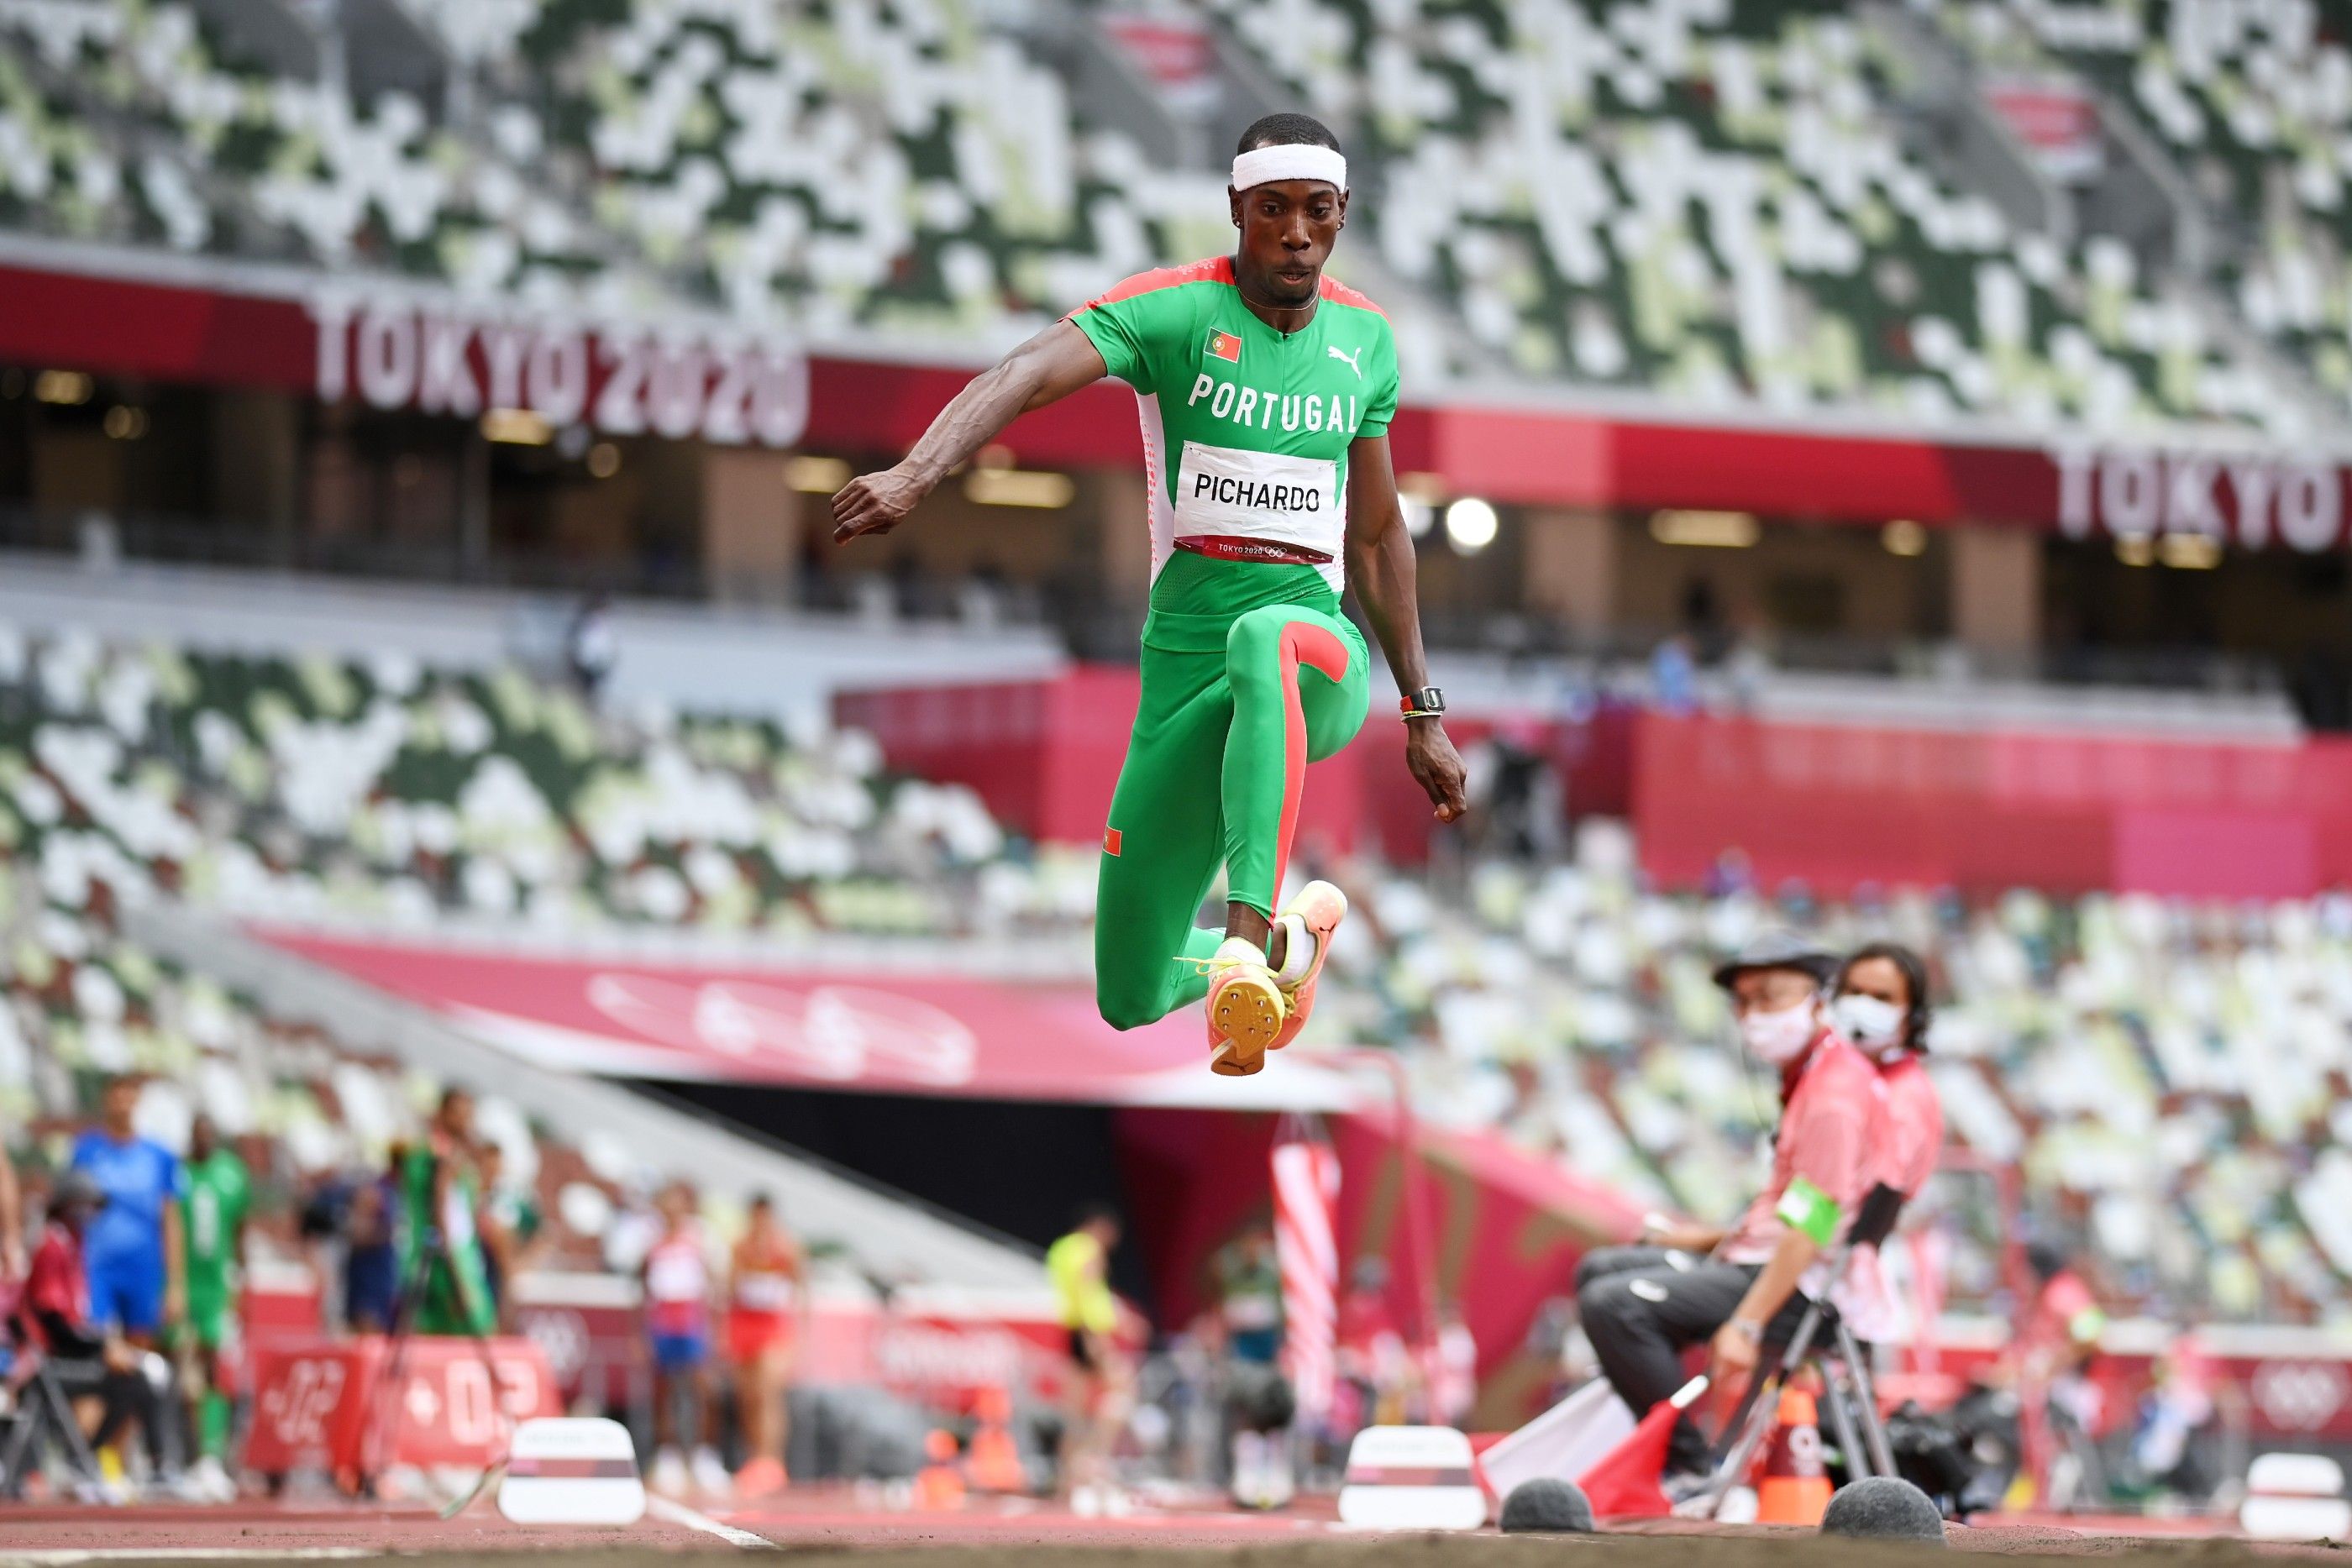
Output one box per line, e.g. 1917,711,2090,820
249,925,1357,1108
0,260,807,449
3,251,2349,543
1631,711,2352,898
244,1335,559,1479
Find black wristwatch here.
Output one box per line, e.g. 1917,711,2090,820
1399,687,1446,720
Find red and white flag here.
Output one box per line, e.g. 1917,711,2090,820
1272,1116,1341,1420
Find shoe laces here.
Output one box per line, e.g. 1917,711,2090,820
1187,946,1273,978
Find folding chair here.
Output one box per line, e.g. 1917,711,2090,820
0,1346,111,1501
1682,1185,1907,1518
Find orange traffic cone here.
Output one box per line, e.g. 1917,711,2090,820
913,1428,966,1511
968,1386,1026,1494
1754,1385,1832,1525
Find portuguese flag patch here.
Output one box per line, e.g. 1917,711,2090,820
1205,328,1242,364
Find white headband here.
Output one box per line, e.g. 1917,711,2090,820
1231,144,1347,192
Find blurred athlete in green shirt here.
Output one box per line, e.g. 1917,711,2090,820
181,1115,248,1483
399,1088,495,1337
835,113,1467,1076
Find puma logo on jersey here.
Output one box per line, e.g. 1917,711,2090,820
1327,344,1364,378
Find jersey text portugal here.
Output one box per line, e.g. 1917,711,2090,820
1068,256,1399,623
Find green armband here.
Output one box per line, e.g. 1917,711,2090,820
1775,1177,1842,1247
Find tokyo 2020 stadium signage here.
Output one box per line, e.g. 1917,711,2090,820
307,294,810,448
2051,445,2346,552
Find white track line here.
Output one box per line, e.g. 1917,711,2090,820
647,1493,777,1549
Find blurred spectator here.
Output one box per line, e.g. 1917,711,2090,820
643,1182,727,1498
475,1141,540,1331
0,1141,21,1282
1650,634,1698,716
2017,1236,2108,1509
2125,1330,2233,1509
1464,721,1561,861
1048,1203,1129,1514
564,592,617,701
398,1089,494,1336
2018,1239,2106,1396
1215,1223,1284,1368
604,1177,664,1277
18,1172,172,1493
1704,847,1756,899
70,1075,184,1349
178,1115,248,1497
1211,1221,1290,1508
1431,1303,1478,1429
341,1173,400,1335
726,1193,805,1497
1336,1257,1408,1432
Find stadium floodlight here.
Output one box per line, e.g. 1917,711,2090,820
1444,497,1499,553
1401,496,1435,538
2159,533,2221,570
1650,509,1758,548
480,407,554,445
965,468,1075,507
34,370,92,406
1881,520,1926,557
785,455,851,493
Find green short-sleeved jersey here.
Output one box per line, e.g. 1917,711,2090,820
1068,256,1399,634
183,1148,249,1283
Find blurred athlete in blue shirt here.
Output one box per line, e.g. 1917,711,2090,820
70,1075,185,1341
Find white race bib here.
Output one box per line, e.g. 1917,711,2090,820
736,1272,796,1311
1173,441,1343,560
648,1249,705,1303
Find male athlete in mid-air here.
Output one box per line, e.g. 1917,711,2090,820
833,113,1467,1076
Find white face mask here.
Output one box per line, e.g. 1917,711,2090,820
1738,999,1819,1065
1831,993,1906,1057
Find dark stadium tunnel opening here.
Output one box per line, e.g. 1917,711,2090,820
627,1079,1168,1309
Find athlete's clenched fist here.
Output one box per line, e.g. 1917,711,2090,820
832,465,930,543
1405,720,1470,823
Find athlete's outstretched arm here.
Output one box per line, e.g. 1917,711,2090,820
832,321,1109,543
1345,433,1468,823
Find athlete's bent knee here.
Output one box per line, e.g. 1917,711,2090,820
1096,988,1164,1033
1223,606,1289,676
1578,1276,1639,1335
1573,1245,1645,1293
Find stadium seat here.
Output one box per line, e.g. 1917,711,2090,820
0,0,2310,428
1936,0,2352,416
1196,0,2285,428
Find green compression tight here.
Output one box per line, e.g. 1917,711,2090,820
1095,603,1371,1031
